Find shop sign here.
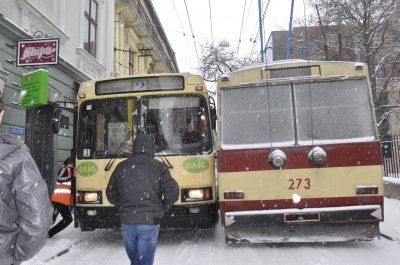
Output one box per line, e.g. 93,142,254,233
9,126,25,136
20,69,48,108
17,38,59,66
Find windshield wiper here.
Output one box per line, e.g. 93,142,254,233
105,130,133,171
158,151,173,169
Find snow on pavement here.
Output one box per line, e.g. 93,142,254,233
24,197,400,265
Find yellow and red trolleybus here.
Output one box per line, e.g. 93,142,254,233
75,73,218,231
217,60,383,243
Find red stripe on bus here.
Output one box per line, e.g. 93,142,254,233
219,196,384,224
217,141,381,172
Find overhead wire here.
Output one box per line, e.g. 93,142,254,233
236,0,248,59
241,0,254,56
146,17,253,42
171,0,186,35
154,0,267,69
208,0,214,45
249,0,271,59
183,0,200,64
243,0,254,36
249,0,267,55
153,0,257,64
171,0,193,70
262,0,271,59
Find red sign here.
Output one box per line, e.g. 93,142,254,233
17,38,59,66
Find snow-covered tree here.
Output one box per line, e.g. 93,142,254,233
307,0,400,134
198,43,258,83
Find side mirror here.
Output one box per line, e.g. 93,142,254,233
209,96,217,130
52,108,62,134
210,107,217,130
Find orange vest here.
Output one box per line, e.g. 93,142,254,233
51,166,73,206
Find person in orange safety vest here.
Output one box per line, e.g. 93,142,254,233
48,157,74,238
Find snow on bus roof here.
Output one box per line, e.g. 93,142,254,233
219,60,366,78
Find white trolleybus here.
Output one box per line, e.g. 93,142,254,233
216,60,383,243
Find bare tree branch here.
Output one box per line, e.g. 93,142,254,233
307,0,400,134
198,43,258,83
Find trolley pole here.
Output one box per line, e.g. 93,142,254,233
258,0,264,63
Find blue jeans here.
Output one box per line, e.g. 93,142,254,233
121,224,160,265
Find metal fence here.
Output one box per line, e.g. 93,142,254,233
381,133,400,179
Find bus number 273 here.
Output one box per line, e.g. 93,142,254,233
288,178,311,190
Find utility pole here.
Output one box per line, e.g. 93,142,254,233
315,4,329,60
258,0,264,63
286,0,295,60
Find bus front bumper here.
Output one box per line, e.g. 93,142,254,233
162,202,218,228
75,202,218,231
75,206,120,231
224,205,382,243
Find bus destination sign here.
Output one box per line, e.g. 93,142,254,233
96,76,184,95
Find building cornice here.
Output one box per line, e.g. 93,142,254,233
0,63,10,81
0,13,91,83
16,0,70,44
119,0,179,73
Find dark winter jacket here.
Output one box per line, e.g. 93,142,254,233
0,131,53,265
106,133,179,225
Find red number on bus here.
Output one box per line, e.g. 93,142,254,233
288,178,311,190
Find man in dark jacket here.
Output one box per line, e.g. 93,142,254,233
0,95,53,265
106,132,179,265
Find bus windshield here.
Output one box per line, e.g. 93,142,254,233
77,98,136,159
77,95,212,159
221,77,375,148
138,94,212,155
295,78,375,144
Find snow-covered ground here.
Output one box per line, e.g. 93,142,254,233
384,176,400,185
25,197,400,265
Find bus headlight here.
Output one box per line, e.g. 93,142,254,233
308,146,327,166
189,189,204,199
181,187,212,202
268,149,287,169
77,191,102,204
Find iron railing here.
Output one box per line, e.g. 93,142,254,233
381,133,400,179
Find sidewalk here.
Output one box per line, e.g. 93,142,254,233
381,197,400,241
383,177,400,199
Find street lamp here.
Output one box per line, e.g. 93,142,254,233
218,40,230,48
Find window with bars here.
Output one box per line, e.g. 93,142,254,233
83,0,98,57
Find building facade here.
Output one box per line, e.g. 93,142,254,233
0,0,114,193
0,0,177,193
114,0,178,76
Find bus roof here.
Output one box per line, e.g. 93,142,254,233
78,73,207,99
217,60,368,87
